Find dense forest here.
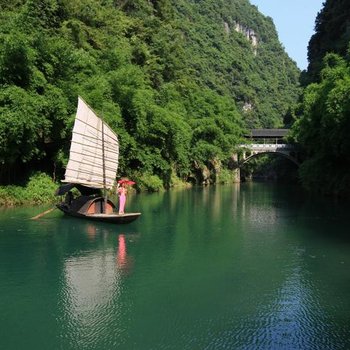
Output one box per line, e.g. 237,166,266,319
2,0,349,203
0,0,301,202
291,0,350,196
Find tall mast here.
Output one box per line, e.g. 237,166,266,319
101,115,107,213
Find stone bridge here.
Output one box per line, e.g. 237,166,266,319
239,143,298,165
231,129,299,181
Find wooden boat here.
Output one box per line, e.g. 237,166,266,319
56,97,141,224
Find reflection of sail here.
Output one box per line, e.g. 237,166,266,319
62,251,121,339
63,97,119,189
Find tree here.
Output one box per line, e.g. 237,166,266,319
291,53,350,195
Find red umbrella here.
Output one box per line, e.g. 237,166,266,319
118,179,136,185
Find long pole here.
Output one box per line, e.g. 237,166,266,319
101,116,107,213
31,207,56,220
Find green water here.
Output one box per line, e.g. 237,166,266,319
1,183,350,349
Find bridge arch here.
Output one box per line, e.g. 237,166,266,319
241,150,299,167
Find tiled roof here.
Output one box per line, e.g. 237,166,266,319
246,129,289,138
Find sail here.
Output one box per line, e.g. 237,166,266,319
63,97,119,189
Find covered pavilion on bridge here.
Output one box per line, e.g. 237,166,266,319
245,129,289,144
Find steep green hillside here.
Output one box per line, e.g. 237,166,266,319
171,0,300,127
291,0,350,196
306,0,350,83
0,0,300,190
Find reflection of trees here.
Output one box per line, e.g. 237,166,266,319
232,182,304,228
2,185,350,348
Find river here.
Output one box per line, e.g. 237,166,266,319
0,182,350,349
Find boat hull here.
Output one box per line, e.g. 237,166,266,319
57,203,141,224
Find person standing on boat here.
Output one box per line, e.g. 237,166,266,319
117,183,127,214
65,191,73,207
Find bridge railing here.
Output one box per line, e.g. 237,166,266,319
243,143,294,149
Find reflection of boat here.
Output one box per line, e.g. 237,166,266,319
56,97,141,224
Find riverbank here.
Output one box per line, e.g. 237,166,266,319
0,167,238,207
0,173,57,207
0,172,192,207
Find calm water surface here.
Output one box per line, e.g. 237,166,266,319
0,183,350,349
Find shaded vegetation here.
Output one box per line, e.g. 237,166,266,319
241,155,299,183
291,0,350,196
291,53,350,196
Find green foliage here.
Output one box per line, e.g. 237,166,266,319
24,172,57,204
217,168,233,184
291,53,350,196
0,86,46,164
0,31,35,87
306,0,350,83
135,172,164,192
0,0,301,199
0,172,57,206
0,85,70,170
241,154,298,182
292,0,350,196
171,0,300,127
168,170,191,188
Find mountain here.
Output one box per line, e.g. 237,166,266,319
291,0,350,196
0,0,300,187
120,0,301,127
306,0,350,83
